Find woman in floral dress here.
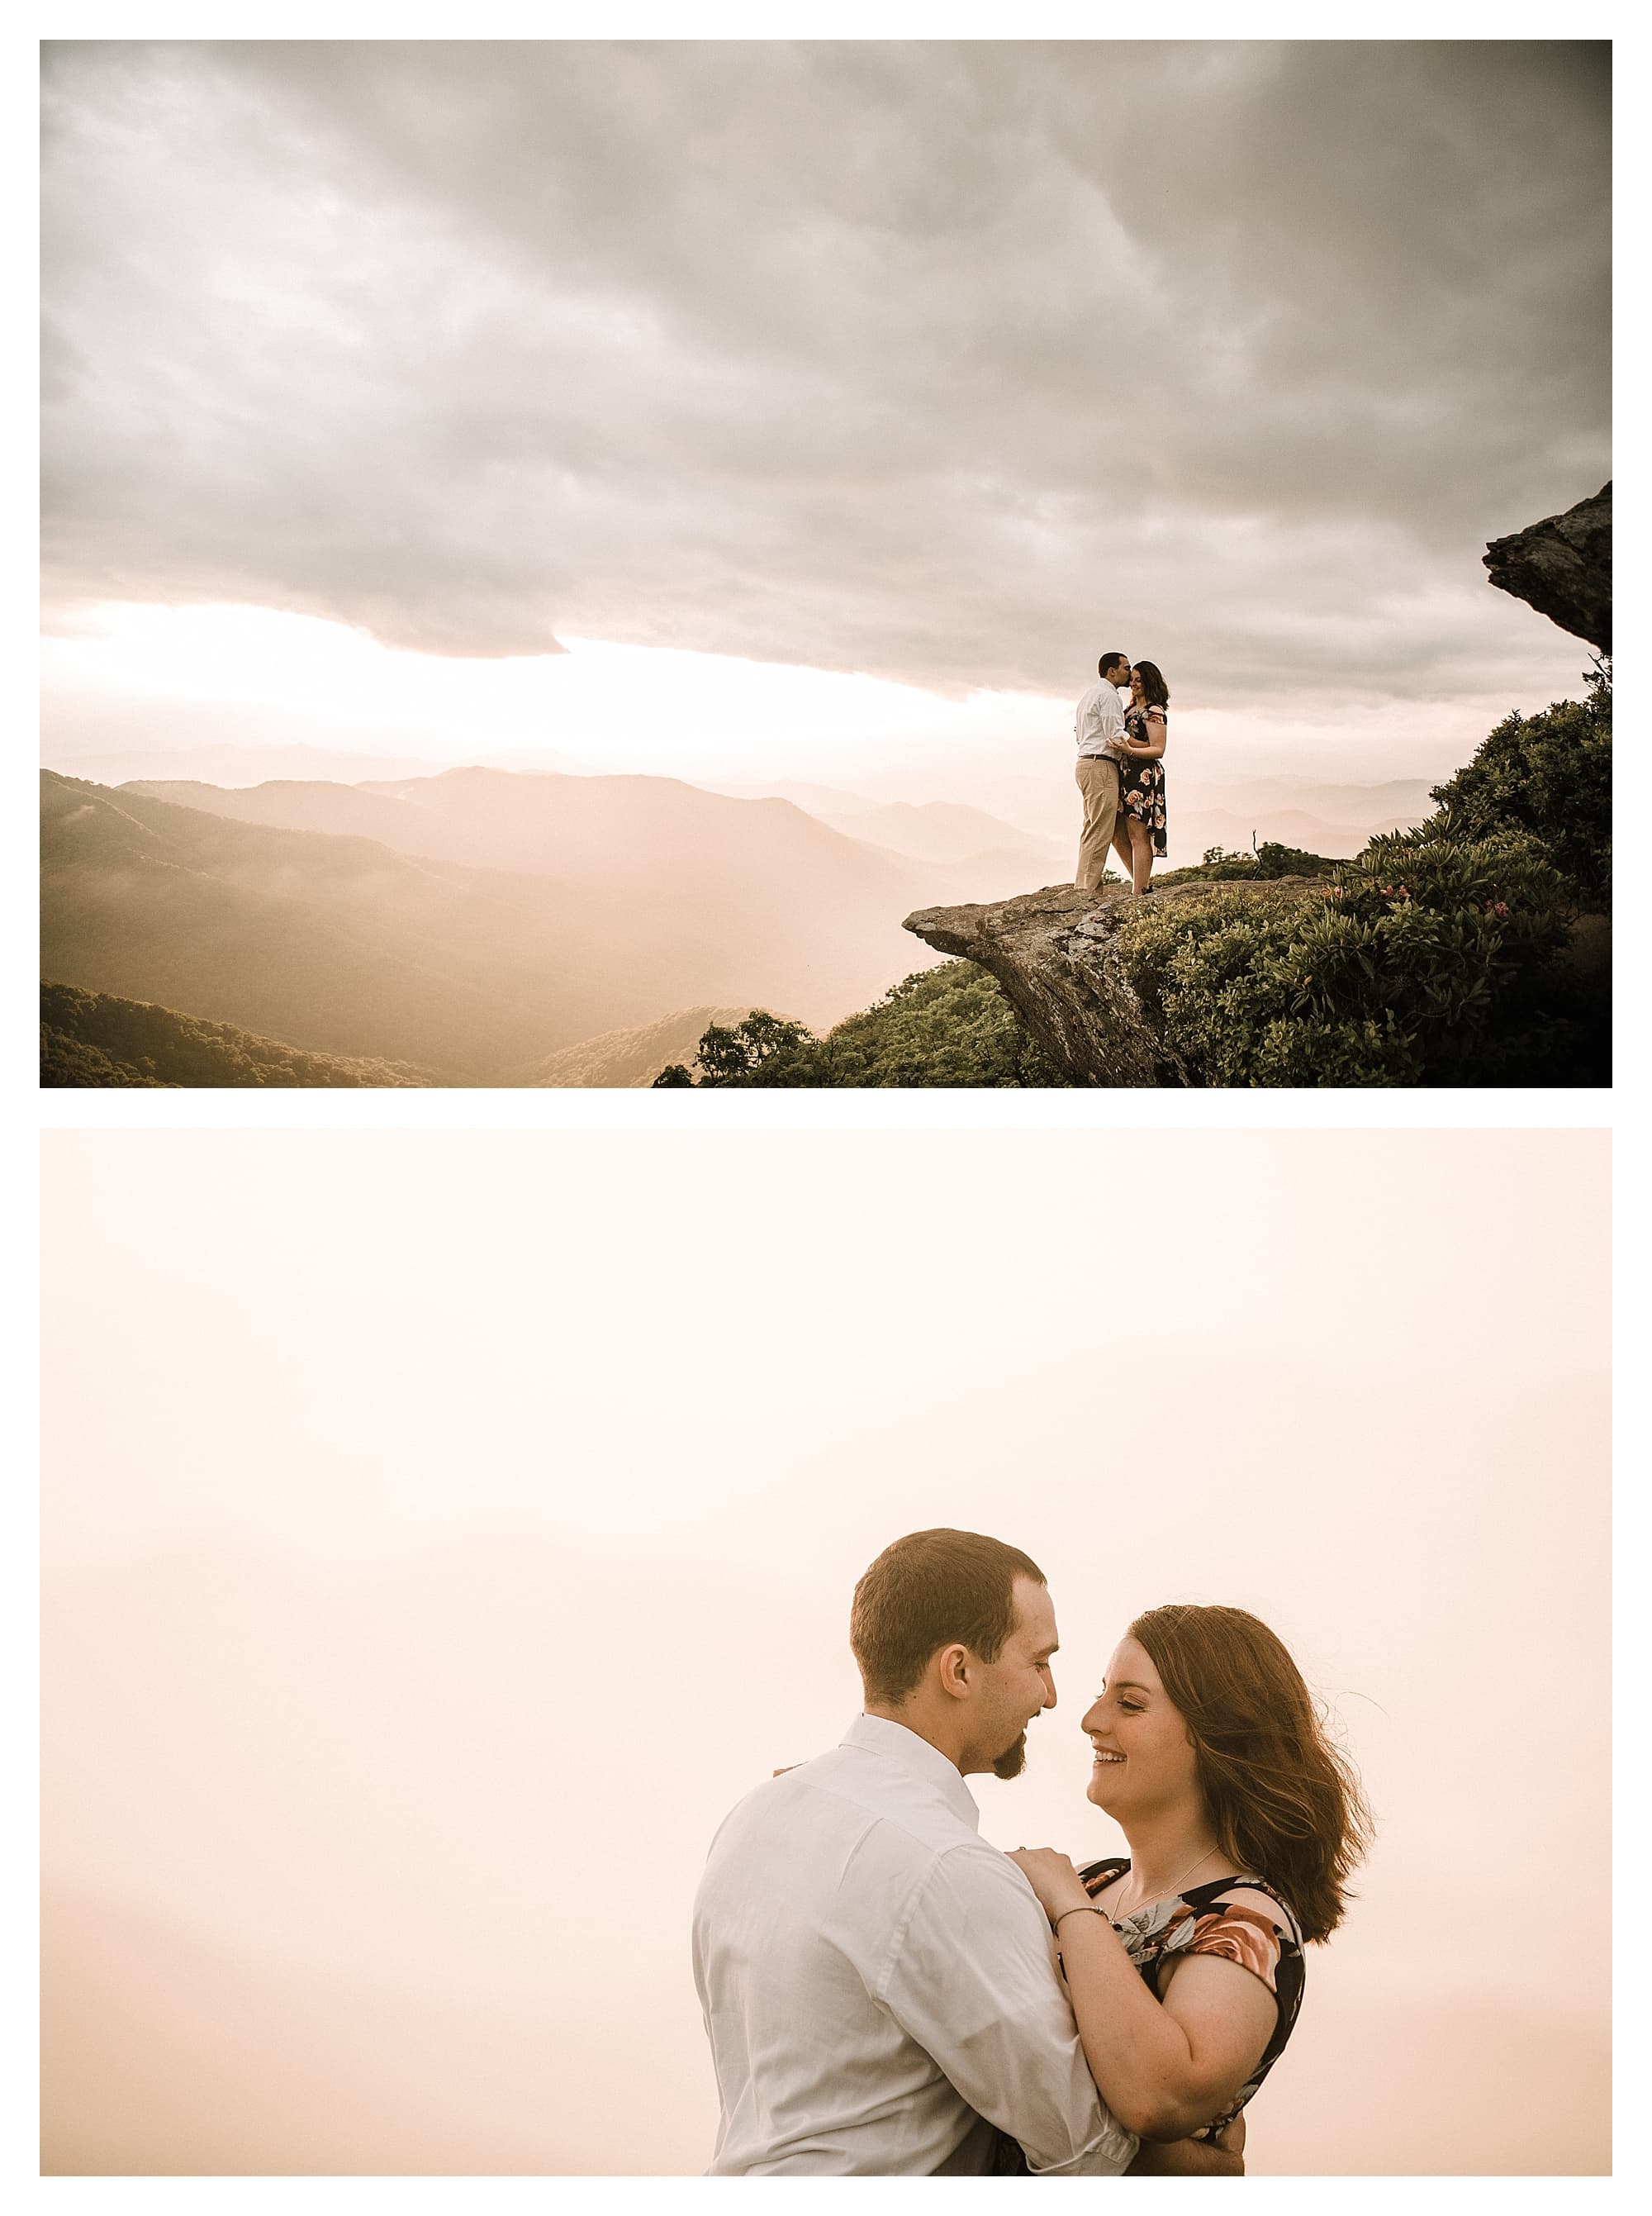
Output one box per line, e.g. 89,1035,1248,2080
1007,1604,1371,2157
1111,660,1170,895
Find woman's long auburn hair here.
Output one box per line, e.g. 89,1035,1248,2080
1132,660,1170,708
1127,1603,1372,1944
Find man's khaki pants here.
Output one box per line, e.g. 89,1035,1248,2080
1075,754,1120,893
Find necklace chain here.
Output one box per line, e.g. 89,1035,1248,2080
1105,1843,1225,1924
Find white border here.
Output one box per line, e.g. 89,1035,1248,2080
36,1087,1616,1131
20,6,1640,39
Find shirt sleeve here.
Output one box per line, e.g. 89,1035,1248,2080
1184,1904,1283,1994
877,1846,1138,2177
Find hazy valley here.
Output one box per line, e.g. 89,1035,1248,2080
41,765,969,1080
40,747,1436,1086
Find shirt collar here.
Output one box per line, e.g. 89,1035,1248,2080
841,1713,982,1832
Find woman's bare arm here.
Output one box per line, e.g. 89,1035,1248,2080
1008,1852,1275,2143
1129,2110,1246,2176
1123,709,1167,759
1055,1914,1275,2141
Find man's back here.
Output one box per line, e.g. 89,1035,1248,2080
691,1715,1134,2176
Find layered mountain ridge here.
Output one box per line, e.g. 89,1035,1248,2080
41,765,1001,1078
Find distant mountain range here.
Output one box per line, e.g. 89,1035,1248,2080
44,739,601,789
956,773,1437,857
39,750,1441,1085
506,1006,754,1087
719,769,1435,863
41,767,999,1078
45,741,452,789
814,799,1068,873
44,772,634,1077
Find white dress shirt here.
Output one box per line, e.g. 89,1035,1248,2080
691,1713,1137,2176
1075,679,1127,758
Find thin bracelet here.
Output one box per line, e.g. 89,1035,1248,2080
1053,1905,1104,1933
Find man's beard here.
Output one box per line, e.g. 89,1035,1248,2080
992,1731,1028,1781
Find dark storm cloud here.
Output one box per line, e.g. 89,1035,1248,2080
40,40,1609,697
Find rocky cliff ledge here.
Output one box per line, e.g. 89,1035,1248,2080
1484,481,1612,654
903,878,1321,1087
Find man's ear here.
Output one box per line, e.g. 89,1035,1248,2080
934,1642,973,1700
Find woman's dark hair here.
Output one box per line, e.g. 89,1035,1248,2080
1132,661,1170,708
1128,1603,1372,1943
852,1529,1045,1705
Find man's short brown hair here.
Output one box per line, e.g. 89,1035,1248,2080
850,1529,1047,1706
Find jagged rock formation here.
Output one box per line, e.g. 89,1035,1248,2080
1484,482,1611,654
903,879,1321,1087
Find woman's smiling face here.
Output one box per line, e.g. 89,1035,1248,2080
1082,1633,1203,1819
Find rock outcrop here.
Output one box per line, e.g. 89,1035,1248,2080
1484,482,1611,654
903,878,1322,1087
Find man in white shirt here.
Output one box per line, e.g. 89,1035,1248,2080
1075,650,1132,893
691,1529,1243,2176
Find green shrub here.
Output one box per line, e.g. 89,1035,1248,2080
819,964,1067,1086
1253,841,1340,881
1159,846,1267,884
1158,843,1337,888
39,1025,176,1087
1116,833,1585,1086
652,963,1068,1087
1426,667,1611,906
689,1011,823,1086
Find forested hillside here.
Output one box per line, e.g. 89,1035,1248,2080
40,982,434,1087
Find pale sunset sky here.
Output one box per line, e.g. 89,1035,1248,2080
39,39,1609,793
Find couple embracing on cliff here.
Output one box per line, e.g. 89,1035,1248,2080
1075,650,1170,897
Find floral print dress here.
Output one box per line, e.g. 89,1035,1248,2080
1118,705,1168,858
1075,1857,1306,2138
992,1859,1307,2170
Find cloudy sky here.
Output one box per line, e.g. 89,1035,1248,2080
40,40,1610,787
